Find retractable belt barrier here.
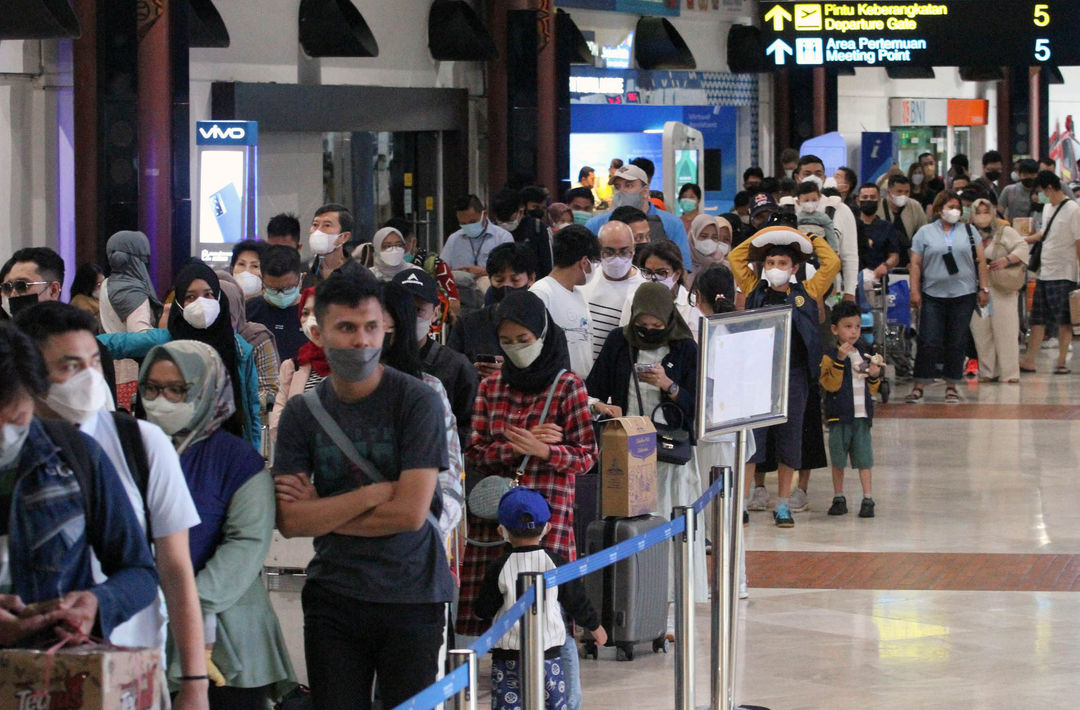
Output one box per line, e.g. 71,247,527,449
391,474,727,710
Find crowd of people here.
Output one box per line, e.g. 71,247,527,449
0,145,1075,710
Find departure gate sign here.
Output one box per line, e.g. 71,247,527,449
758,1,1080,68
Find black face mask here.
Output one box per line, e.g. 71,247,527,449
486,284,528,306
1021,178,1036,189
527,208,545,220
634,325,667,344
985,170,1002,182
6,294,39,317
858,201,879,216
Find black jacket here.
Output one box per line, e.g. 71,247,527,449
511,216,553,279
746,281,823,380
585,328,697,442
420,339,479,447
447,305,501,365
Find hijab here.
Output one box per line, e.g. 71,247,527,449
215,270,274,351
496,290,571,395
370,227,421,281
106,231,161,321
546,202,572,229
295,287,330,376
971,197,1004,239
624,282,694,350
167,262,243,421
139,340,237,455
689,214,732,273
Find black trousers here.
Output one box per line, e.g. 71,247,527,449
302,581,445,710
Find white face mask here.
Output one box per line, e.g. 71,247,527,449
797,200,820,215
694,238,719,256
801,175,824,190
309,230,339,256
181,296,221,330
973,213,994,229
143,397,196,436
657,275,677,291
890,194,909,208
502,338,544,369
0,423,30,470
46,367,112,424
941,208,962,224
601,255,633,280
233,270,263,298
763,267,792,289
911,173,925,186
415,315,432,342
497,219,521,233
302,315,319,343
1010,171,1020,182
379,246,406,268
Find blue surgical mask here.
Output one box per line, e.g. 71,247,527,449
265,286,300,309
678,198,699,214
461,216,486,239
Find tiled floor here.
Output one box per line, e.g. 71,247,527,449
575,355,1080,709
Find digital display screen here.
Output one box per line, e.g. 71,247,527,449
570,132,666,189
674,149,698,189
198,150,246,265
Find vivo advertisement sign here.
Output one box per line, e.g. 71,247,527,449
196,121,258,146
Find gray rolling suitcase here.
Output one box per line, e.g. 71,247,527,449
583,514,670,661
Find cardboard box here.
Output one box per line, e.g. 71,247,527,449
1013,217,1033,236
0,645,160,710
600,417,658,518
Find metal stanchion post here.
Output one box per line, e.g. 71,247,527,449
728,430,748,710
448,649,478,710
518,572,547,710
710,465,732,710
673,505,696,710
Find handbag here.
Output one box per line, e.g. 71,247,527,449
1027,201,1064,273
986,229,1027,293
631,353,692,466
467,370,566,524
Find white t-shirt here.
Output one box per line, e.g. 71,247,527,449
1037,199,1080,283
84,409,201,648
581,268,646,360
530,276,594,378
848,349,868,418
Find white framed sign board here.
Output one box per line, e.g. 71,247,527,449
695,305,792,440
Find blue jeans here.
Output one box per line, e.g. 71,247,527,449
560,634,582,710
914,292,978,384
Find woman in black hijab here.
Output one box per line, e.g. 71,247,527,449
457,291,596,638
97,261,262,449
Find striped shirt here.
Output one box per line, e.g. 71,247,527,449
580,270,646,360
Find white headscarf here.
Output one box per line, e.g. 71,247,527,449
369,227,422,282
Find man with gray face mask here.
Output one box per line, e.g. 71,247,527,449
585,164,693,272
273,272,453,710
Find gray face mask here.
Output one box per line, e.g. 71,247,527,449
325,346,382,382
612,190,643,210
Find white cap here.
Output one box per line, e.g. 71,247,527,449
612,164,650,186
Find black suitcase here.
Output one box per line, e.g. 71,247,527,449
573,473,600,557
583,515,670,661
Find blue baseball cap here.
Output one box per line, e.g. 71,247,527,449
497,487,551,531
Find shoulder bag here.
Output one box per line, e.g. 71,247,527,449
986,227,1027,293
631,352,692,466
467,370,566,524
1027,201,1065,273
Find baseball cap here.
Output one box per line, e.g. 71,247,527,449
612,164,650,186
749,192,778,218
497,487,551,532
392,268,439,305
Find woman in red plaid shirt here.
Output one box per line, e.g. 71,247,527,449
458,290,598,637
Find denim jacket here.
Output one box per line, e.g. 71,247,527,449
6,419,158,642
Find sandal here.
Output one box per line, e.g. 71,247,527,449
944,387,961,403
904,388,924,404
1054,366,1071,375
1020,365,1037,373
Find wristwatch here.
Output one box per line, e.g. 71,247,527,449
980,287,990,294
667,382,680,396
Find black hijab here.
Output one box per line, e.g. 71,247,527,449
167,262,243,422
496,290,571,395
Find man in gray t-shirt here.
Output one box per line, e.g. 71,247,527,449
273,274,452,710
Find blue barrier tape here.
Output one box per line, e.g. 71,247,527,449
391,467,728,710
692,472,726,515
544,516,686,589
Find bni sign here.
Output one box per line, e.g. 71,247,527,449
196,121,258,146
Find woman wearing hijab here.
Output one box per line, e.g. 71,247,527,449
684,214,734,288
458,290,596,638
218,271,280,413
138,341,294,709
364,227,425,282
586,282,705,603
270,287,327,443
631,240,701,338
101,230,162,333
546,202,573,232
98,262,262,449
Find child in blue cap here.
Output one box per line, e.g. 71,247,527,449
475,487,607,710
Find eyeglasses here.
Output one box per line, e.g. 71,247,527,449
1,280,48,296
140,381,191,403
600,247,634,259
640,268,674,281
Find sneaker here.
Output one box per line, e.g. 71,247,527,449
858,498,875,518
964,359,979,378
827,496,848,516
789,487,809,512
747,486,769,511
742,510,749,526
1043,337,1058,350
773,503,794,528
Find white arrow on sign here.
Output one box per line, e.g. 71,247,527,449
763,5,793,31
766,38,793,65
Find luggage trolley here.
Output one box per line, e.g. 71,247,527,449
863,269,917,403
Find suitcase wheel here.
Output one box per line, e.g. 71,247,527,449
583,640,598,660
616,643,635,662
879,379,890,404
652,636,670,654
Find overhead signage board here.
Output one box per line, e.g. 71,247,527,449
557,0,679,17
758,1,1080,68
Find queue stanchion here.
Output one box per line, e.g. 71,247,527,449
518,573,547,710
710,465,731,710
673,505,696,710
447,649,478,710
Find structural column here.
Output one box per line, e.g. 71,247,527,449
72,0,99,267
137,0,173,290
